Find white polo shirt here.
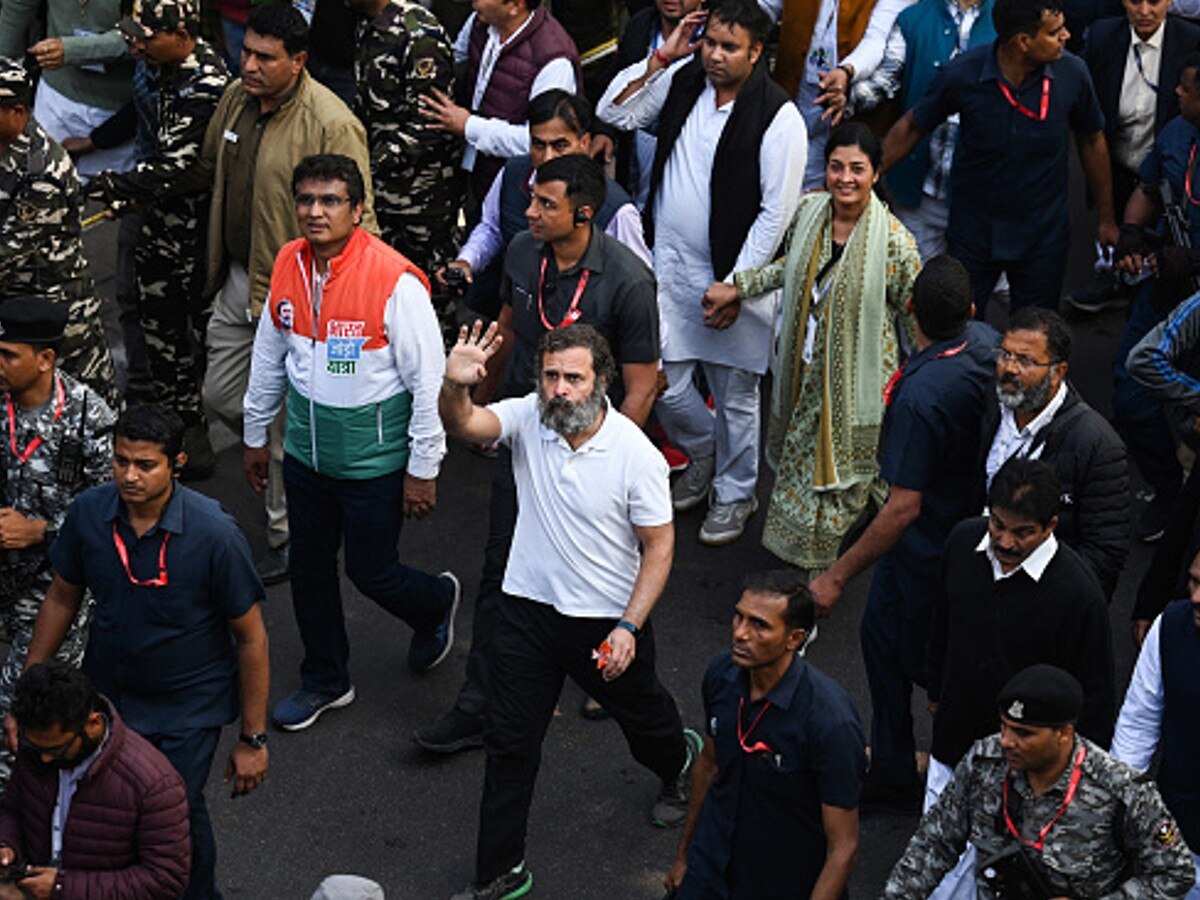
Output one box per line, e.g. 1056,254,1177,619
491,394,673,618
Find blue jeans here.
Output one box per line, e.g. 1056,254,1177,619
1113,282,1182,496
219,17,245,76
282,455,452,695
145,727,222,900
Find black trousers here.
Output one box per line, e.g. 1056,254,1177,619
475,595,686,884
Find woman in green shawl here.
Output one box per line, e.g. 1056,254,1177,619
703,123,921,570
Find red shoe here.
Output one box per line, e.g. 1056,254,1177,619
661,441,689,473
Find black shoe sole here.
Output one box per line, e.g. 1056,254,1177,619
258,569,290,587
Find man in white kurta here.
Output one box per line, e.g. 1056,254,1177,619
598,0,805,546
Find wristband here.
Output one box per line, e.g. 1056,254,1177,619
837,63,854,81
652,48,670,68
616,619,640,637
442,377,470,393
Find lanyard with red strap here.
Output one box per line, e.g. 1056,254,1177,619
1002,743,1088,852
112,522,171,588
537,257,590,331
737,697,773,754
6,374,65,464
883,340,969,407
998,76,1051,121
1185,143,1200,208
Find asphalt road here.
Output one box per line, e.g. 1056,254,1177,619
74,161,1153,900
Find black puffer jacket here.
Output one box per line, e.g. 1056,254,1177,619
979,385,1130,597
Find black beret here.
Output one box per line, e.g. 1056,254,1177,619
997,664,1083,727
0,296,69,345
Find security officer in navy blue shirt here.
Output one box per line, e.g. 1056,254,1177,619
1113,54,1200,543
664,570,866,900
809,256,999,808
881,0,1117,316
9,404,269,900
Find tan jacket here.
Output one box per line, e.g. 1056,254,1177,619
200,69,378,317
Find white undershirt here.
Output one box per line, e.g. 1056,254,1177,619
1115,21,1164,172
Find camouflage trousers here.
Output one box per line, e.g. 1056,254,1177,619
378,206,463,351
61,291,120,411
135,227,210,427
0,585,94,786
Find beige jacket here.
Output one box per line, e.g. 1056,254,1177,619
200,69,377,317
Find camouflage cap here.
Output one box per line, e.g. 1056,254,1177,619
0,57,31,104
118,0,198,41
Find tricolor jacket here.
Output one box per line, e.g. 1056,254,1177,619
243,227,446,480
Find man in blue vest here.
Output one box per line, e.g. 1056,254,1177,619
847,0,997,260
433,89,649,321
1112,546,1200,897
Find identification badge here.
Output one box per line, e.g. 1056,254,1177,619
223,129,239,144
802,313,818,365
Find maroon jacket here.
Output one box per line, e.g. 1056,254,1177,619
0,698,190,899
466,6,580,197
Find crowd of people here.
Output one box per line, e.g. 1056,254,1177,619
1,0,1200,895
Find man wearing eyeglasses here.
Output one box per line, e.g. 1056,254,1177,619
11,403,269,900
244,153,458,734
0,663,191,900
663,570,866,900
979,306,1130,597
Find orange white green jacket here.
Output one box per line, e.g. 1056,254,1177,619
243,227,446,480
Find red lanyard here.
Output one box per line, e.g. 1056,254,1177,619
537,257,590,331
998,76,1051,121
1002,744,1087,852
6,374,65,464
1185,144,1200,208
737,698,773,754
883,340,968,407
112,522,171,588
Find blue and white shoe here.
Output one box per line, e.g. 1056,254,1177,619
271,687,356,731
409,571,460,673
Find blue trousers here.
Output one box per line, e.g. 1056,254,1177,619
283,455,451,695
146,727,222,900
950,236,1068,317
860,554,933,789
1113,282,1182,496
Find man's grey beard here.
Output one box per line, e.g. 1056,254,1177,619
996,371,1053,415
537,385,606,437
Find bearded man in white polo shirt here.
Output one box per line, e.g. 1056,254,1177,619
439,321,700,900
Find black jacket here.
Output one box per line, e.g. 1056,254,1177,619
978,385,1130,596
610,7,660,191
1084,14,1200,167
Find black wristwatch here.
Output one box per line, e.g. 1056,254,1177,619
239,731,269,750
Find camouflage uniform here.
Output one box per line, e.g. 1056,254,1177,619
0,118,119,409
0,370,115,780
87,38,230,428
355,0,463,343
883,734,1197,899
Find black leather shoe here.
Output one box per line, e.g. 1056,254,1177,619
255,544,289,586
412,708,484,754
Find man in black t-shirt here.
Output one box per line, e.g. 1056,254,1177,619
413,153,661,754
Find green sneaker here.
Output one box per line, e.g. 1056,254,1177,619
652,727,704,827
450,862,532,900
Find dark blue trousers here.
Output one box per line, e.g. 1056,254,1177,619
950,237,1069,317
146,727,222,900
860,554,933,789
283,455,451,695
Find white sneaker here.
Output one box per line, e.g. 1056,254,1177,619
671,455,715,512
698,497,758,546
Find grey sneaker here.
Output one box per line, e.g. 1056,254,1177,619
450,862,533,900
698,497,758,546
652,727,704,827
671,454,715,511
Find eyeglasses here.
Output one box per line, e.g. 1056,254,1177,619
294,193,352,209
19,729,80,761
997,348,1060,371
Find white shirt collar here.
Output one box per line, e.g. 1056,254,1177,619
1131,20,1166,50
538,396,616,453
999,380,1068,440
489,11,535,49
976,530,1059,582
